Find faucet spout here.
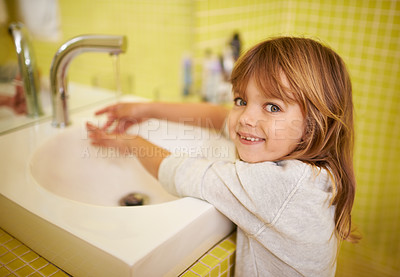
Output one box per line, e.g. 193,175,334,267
50,35,127,127
8,22,44,117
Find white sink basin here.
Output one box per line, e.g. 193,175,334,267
30,123,177,206
0,93,235,277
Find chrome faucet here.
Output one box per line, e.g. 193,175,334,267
50,35,127,127
8,22,44,117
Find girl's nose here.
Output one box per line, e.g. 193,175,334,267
239,106,259,127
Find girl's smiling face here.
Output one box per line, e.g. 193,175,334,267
228,76,305,163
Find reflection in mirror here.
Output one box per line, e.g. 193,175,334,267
9,22,44,117
0,80,50,135
0,19,46,134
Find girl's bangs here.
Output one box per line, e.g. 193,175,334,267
232,45,299,104
253,61,298,104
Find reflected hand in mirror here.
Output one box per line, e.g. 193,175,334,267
0,75,27,115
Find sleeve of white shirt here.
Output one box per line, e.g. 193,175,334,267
158,154,311,236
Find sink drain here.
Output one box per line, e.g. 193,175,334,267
119,192,149,206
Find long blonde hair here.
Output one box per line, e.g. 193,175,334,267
231,36,359,243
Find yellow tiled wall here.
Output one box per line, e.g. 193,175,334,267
2,1,399,276
30,0,194,101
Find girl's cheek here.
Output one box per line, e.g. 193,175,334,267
228,123,236,140
289,119,305,140
227,113,238,140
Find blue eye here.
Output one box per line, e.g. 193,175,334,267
234,97,247,106
266,104,280,112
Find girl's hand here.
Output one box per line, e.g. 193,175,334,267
86,122,170,178
86,122,135,154
0,80,27,115
94,102,151,133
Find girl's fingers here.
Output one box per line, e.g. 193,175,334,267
100,118,116,131
86,122,98,131
87,122,137,155
94,104,117,116
114,120,131,134
87,122,117,144
87,123,105,140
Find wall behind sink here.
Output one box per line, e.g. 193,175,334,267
28,0,194,101
4,0,399,276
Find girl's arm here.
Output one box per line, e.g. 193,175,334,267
88,102,230,177
148,102,230,130
95,102,230,132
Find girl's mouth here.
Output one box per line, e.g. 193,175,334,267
237,132,265,144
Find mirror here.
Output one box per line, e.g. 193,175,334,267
0,0,60,134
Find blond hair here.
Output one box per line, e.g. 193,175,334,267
231,37,359,243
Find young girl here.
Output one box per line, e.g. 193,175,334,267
87,37,359,276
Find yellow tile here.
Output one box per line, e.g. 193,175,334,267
209,247,229,260
0,233,12,244
15,265,35,276
191,262,210,276
180,271,199,277
30,257,48,270
13,245,30,256
219,240,235,254
200,254,220,268
7,258,25,271
229,265,235,276
0,251,17,264
39,263,59,276
51,270,70,277
5,239,22,250
0,245,8,256
30,273,45,277
228,253,235,266
0,266,11,276
20,251,39,263
220,259,228,272
210,266,220,277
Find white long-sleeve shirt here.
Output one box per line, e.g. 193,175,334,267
159,154,337,276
